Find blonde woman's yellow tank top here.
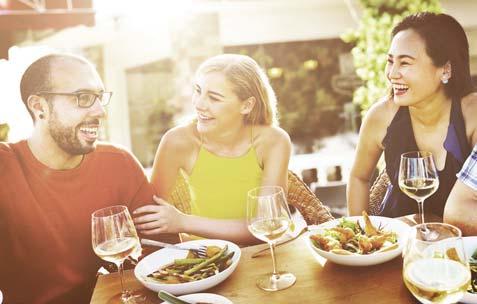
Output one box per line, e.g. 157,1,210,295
188,146,262,219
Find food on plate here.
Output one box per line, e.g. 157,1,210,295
309,211,398,255
145,245,234,284
468,248,477,294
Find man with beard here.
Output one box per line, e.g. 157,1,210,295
0,53,156,303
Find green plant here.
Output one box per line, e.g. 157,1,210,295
0,123,9,142
226,39,352,150
341,0,441,112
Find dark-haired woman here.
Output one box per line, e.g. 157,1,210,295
348,12,477,219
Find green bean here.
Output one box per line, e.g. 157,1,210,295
184,245,228,276
174,258,206,265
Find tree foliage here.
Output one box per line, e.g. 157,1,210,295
341,0,441,112
0,123,9,142
226,39,352,150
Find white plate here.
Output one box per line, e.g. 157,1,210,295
305,216,411,266
135,239,241,295
461,236,477,304
0,289,3,304
160,293,232,304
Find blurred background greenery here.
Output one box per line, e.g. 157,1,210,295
226,39,354,152
342,0,442,112
0,123,9,142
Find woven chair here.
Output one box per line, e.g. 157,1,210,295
168,169,334,225
287,171,334,224
168,169,192,215
368,169,391,215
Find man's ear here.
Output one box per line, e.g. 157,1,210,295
240,96,256,115
27,95,49,121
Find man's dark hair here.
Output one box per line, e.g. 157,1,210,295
392,12,476,100
20,54,89,121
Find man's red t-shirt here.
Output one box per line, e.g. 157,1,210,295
0,140,155,304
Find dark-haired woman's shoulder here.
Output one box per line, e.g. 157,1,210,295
461,92,477,146
360,96,399,149
367,96,399,124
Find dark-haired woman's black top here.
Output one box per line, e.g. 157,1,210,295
379,99,471,218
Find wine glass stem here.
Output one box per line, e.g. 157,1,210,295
417,199,425,224
116,261,131,300
269,242,279,276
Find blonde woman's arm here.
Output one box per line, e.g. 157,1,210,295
255,126,292,191
135,195,259,245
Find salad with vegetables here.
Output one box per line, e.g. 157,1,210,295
468,249,477,294
310,211,398,255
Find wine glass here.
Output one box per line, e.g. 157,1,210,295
403,223,470,304
92,205,144,303
246,186,296,291
398,151,439,224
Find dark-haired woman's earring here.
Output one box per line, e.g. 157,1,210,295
441,77,448,84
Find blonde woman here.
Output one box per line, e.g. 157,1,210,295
133,54,291,245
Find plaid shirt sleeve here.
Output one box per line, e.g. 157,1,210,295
457,144,477,191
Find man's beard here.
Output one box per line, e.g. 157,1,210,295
48,113,96,155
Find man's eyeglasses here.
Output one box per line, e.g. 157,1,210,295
36,91,112,108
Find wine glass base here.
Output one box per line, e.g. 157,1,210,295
420,227,439,241
256,272,296,291
121,290,147,303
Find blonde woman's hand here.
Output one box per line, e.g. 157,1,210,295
133,195,186,235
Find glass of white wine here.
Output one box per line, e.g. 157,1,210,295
399,151,439,224
403,223,470,304
247,186,296,291
92,205,144,303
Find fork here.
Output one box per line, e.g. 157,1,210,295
140,239,208,258
251,225,309,258
251,205,308,258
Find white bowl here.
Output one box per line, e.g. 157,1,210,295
461,236,477,304
305,216,411,266
160,293,232,304
135,239,241,295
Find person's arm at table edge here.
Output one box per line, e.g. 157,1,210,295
444,180,477,236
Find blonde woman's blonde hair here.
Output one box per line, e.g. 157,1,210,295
196,54,278,126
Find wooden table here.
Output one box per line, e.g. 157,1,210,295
91,234,419,303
